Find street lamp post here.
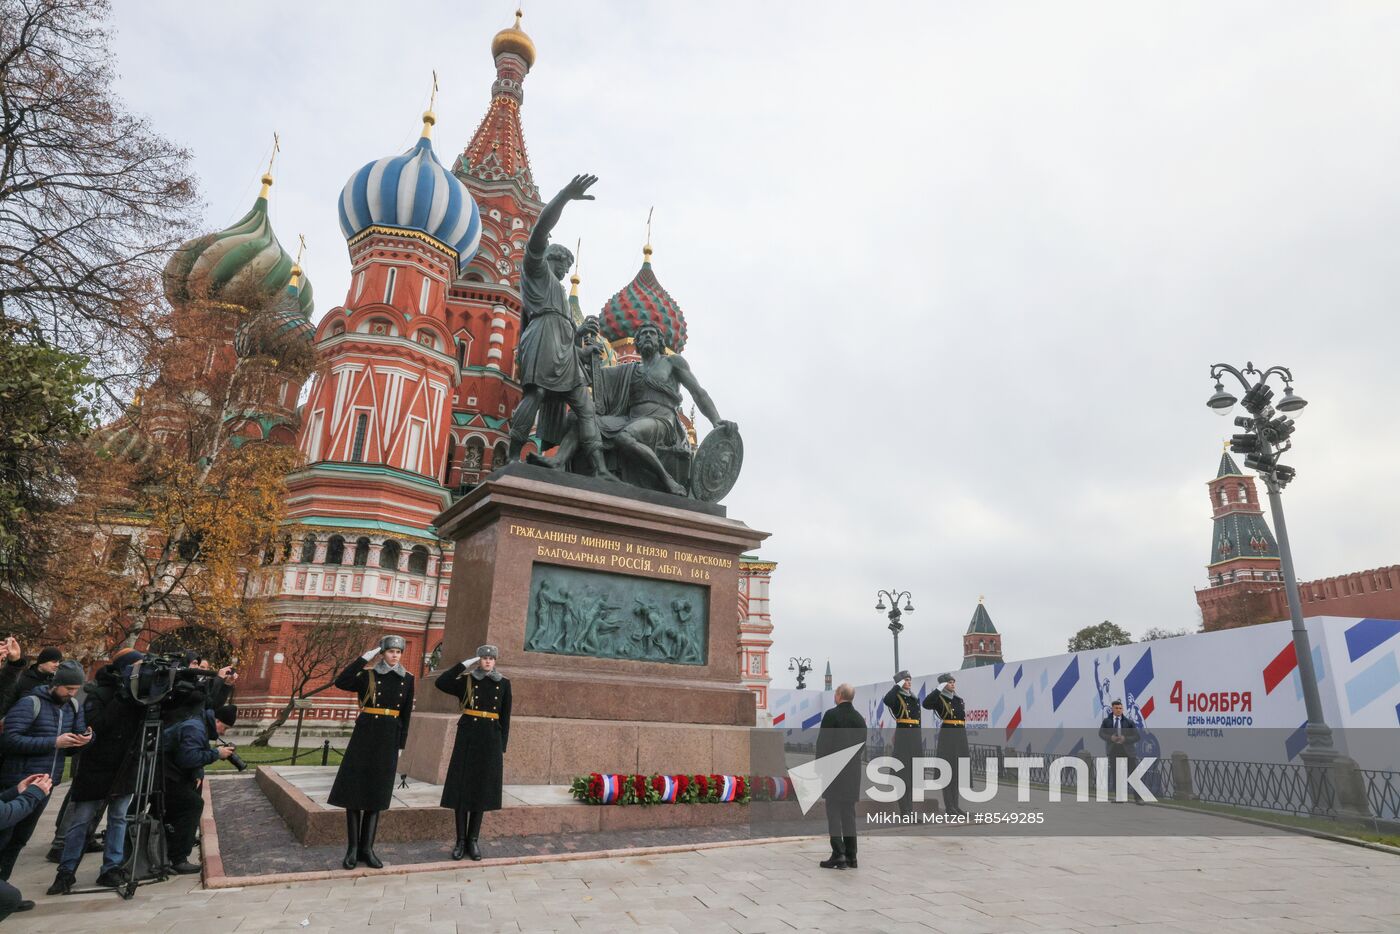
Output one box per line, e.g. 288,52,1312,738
1206,362,1334,775
874,589,915,674
788,657,813,690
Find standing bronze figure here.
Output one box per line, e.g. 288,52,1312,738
435,645,511,860
328,635,414,869
506,174,613,478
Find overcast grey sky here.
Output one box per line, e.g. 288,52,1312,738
109,1,1400,687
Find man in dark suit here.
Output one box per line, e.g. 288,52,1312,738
815,683,866,870
1098,699,1142,803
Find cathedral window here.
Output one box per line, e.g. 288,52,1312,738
408,545,430,575
354,271,365,300
350,413,369,462
384,267,398,303
1218,488,1228,506
353,536,370,567
325,535,345,566
380,540,402,570
493,442,509,470
1237,483,1247,503
107,535,131,568
419,275,431,314
300,534,317,564
443,436,456,486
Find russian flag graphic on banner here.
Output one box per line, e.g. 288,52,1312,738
599,774,622,804
717,775,737,802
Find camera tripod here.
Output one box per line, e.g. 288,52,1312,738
117,702,170,899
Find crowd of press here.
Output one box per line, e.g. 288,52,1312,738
0,637,240,920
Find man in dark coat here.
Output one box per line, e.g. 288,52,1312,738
0,773,53,919
1099,699,1143,803
881,670,923,817
47,649,146,893
0,639,26,712
815,683,866,870
328,634,414,870
436,644,512,861
923,673,968,817
161,701,237,874
0,645,61,713
0,661,89,881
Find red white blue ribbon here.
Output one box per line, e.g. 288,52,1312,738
717,775,737,802
657,775,678,802
599,773,621,804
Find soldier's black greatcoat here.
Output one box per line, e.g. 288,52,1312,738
436,663,512,812
882,685,924,812
327,658,414,811
923,689,969,811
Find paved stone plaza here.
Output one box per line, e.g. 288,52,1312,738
9,800,1400,933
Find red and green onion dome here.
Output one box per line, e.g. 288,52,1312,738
599,245,688,352
233,266,315,358
163,174,314,315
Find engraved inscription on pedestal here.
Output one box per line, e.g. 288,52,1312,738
524,564,709,665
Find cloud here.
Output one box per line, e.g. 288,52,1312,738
109,1,1400,687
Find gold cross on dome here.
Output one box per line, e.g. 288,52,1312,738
267,132,280,175
429,70,439,112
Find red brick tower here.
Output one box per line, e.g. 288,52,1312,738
961,597,1003,669
444,9,545,479
1195,446,1285,629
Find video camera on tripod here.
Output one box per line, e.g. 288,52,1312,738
116,653,232,899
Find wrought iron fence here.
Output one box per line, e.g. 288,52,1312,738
1360,769,1400,822
1186,757,1337,816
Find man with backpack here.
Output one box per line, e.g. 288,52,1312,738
0,660,89,893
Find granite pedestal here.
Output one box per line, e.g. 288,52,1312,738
401,463,770,786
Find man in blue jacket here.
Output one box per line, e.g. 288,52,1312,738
0,773,54,919
0,660,89,881
162,702,236,874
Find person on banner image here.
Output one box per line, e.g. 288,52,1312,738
435,644,511,861
923,673,968,817
881,670,922,817
1099,699,1143,804
328,635,414,870
815,683,865,870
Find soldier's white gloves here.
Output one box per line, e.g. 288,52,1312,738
361,647,380,662
463,656,481,669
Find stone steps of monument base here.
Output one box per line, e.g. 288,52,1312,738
257,765,808,846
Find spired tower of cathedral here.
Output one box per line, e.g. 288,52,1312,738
219,13,776,725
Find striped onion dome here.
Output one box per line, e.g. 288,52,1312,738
599,245,688,352
163,175,314,316
337,113,482,273
234,270,315,358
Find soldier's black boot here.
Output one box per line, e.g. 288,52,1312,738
451,809,469,860
467,810,484,861
358,810,384,869
342,809,360,870
818,836,847,870
843,836,858,869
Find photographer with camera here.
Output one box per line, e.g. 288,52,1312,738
0,660,88,882
160,699,237,875
0,773,54,919
46,649,147,895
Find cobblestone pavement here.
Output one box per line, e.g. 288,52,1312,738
9,793,1400,932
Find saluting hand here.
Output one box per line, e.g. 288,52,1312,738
3,636,20,662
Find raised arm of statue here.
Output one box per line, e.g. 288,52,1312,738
527,174,598,257
672,356,734,432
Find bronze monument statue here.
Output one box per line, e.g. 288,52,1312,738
529,320,738,499
506,174,614,478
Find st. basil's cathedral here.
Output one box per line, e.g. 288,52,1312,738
156,13,777,728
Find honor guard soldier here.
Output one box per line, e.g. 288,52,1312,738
922,673,968,816
881,670,922,816
328,635,414,869
435,645,512,860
